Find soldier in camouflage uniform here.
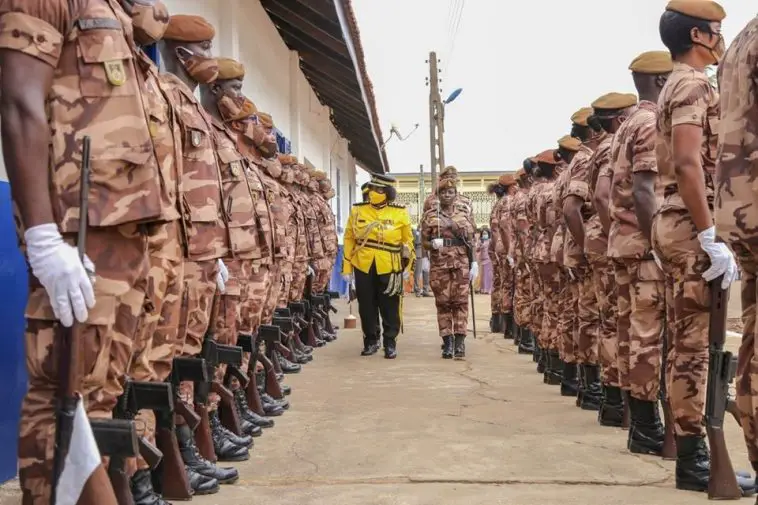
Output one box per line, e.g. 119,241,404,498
512,168,534,347
494,175,518,338
564,100,615,412
159,15,250,480
716,11,758,484
422,177,477,359
654,1,749,494
0,1,185,502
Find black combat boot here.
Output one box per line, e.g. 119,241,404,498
441,336,454,359
575,364,586,407
518,329,534,355
560,362,579,397
234,388,274,429
536,347,547,374
176,423,238,485
490,313,504,333
208,411,250,461
276,352,302,373
210,409,253,447
545,350,563,385
185,466,220,495
361,338,380,356
503,313,514,339
131,469,170,505
384,338,397,359
675,435,757,495
532,343,540,363
627,397,664,456
513,324,522,346
598,385,624,427
260,391,289,410
580,365,602,411
453,334,466,360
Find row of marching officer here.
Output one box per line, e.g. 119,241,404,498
0,4,340,505
487,0,758,499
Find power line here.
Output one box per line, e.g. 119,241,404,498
442,0,466,86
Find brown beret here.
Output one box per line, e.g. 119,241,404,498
498,174,516,186
571,107,593,127
666,0,726,22
535,149,559,164
164,15,215,43
438,178,457,191
217,57,245,81
557,135,582,152
311,170,327,181
257,112,274,128
629,51,674,74
516,169,527,179
440,165,459,180
592,93,638,111
277,154,297,166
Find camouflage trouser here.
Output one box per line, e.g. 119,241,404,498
19,224,151,505
614,261,632,391
624,258,665,402
529,265,543,339
178,259,220,412
289,258,308,302
491,257,503,313
589,256,618,387
278,260,294,307
514,260,532,328
212,260,243,388
315,256,332,292
263,261,283,324
129,221,184,473
559,271,579,364
575,265,600,365
652,209,709,437
538,263,560,350
502,262,514,313
430,264,471,337
238,262,272,378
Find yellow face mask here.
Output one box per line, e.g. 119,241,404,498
368,190,387,206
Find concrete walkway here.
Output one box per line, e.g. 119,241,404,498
0,294,752,505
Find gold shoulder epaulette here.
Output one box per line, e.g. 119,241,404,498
389,203,406,208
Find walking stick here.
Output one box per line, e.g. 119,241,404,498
469,280,477,339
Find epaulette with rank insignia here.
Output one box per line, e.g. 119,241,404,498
389,203,406,208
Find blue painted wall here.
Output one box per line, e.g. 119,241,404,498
0,182,29,483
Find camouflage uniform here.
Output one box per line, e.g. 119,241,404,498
652,62,719,437
715,17,758,464
496,192,515,315
421,197,476,338
278,161,302,306
513,186,532,329
489,196,506,317
314,188,339,292
609,101,665,401
555,166,578,364
525,179,544,337
1,2,175,502
289,169,321,301
163,74,228,415
535,175,561,352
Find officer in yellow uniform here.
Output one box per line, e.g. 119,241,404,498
343,173,415,358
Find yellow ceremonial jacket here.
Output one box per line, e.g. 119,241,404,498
342,202,415,275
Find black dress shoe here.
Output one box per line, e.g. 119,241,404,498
234,388,275,428
186,466,219,495
210,410,253,448
131,469,169,505
176,424,239,484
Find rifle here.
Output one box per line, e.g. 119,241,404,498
258,325,286,399
705,277,741,500
197,336,246,436
51,136,129,505
660,321,677,460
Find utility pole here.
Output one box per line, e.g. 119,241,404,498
418,164,425,224
427,51,445,189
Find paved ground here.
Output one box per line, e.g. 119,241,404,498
0,293,753,505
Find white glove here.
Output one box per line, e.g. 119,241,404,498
25,223,96,327
421,257,430,273
403,271,410,281
431,238,444,250
307,264,315,277
567,268,576,281
698,226,739,290
469,261,479,282
652,251,663,271
507,255,514,267
217,258,228,294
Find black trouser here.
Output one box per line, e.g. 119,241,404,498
354,262,401,346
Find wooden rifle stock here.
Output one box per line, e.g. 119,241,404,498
706,278,741,500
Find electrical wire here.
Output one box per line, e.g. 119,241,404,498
442,0,466,86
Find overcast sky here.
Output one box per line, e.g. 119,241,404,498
351,1,757,177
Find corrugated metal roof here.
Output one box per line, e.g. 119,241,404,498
260,0,389,173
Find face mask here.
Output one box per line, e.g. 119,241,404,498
308,181,319,192
263,159,282,179
323,188,335,200
217,95,247,122
176,47,219,84
696,33,725,65
368,190,387,206
121,0,169,45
